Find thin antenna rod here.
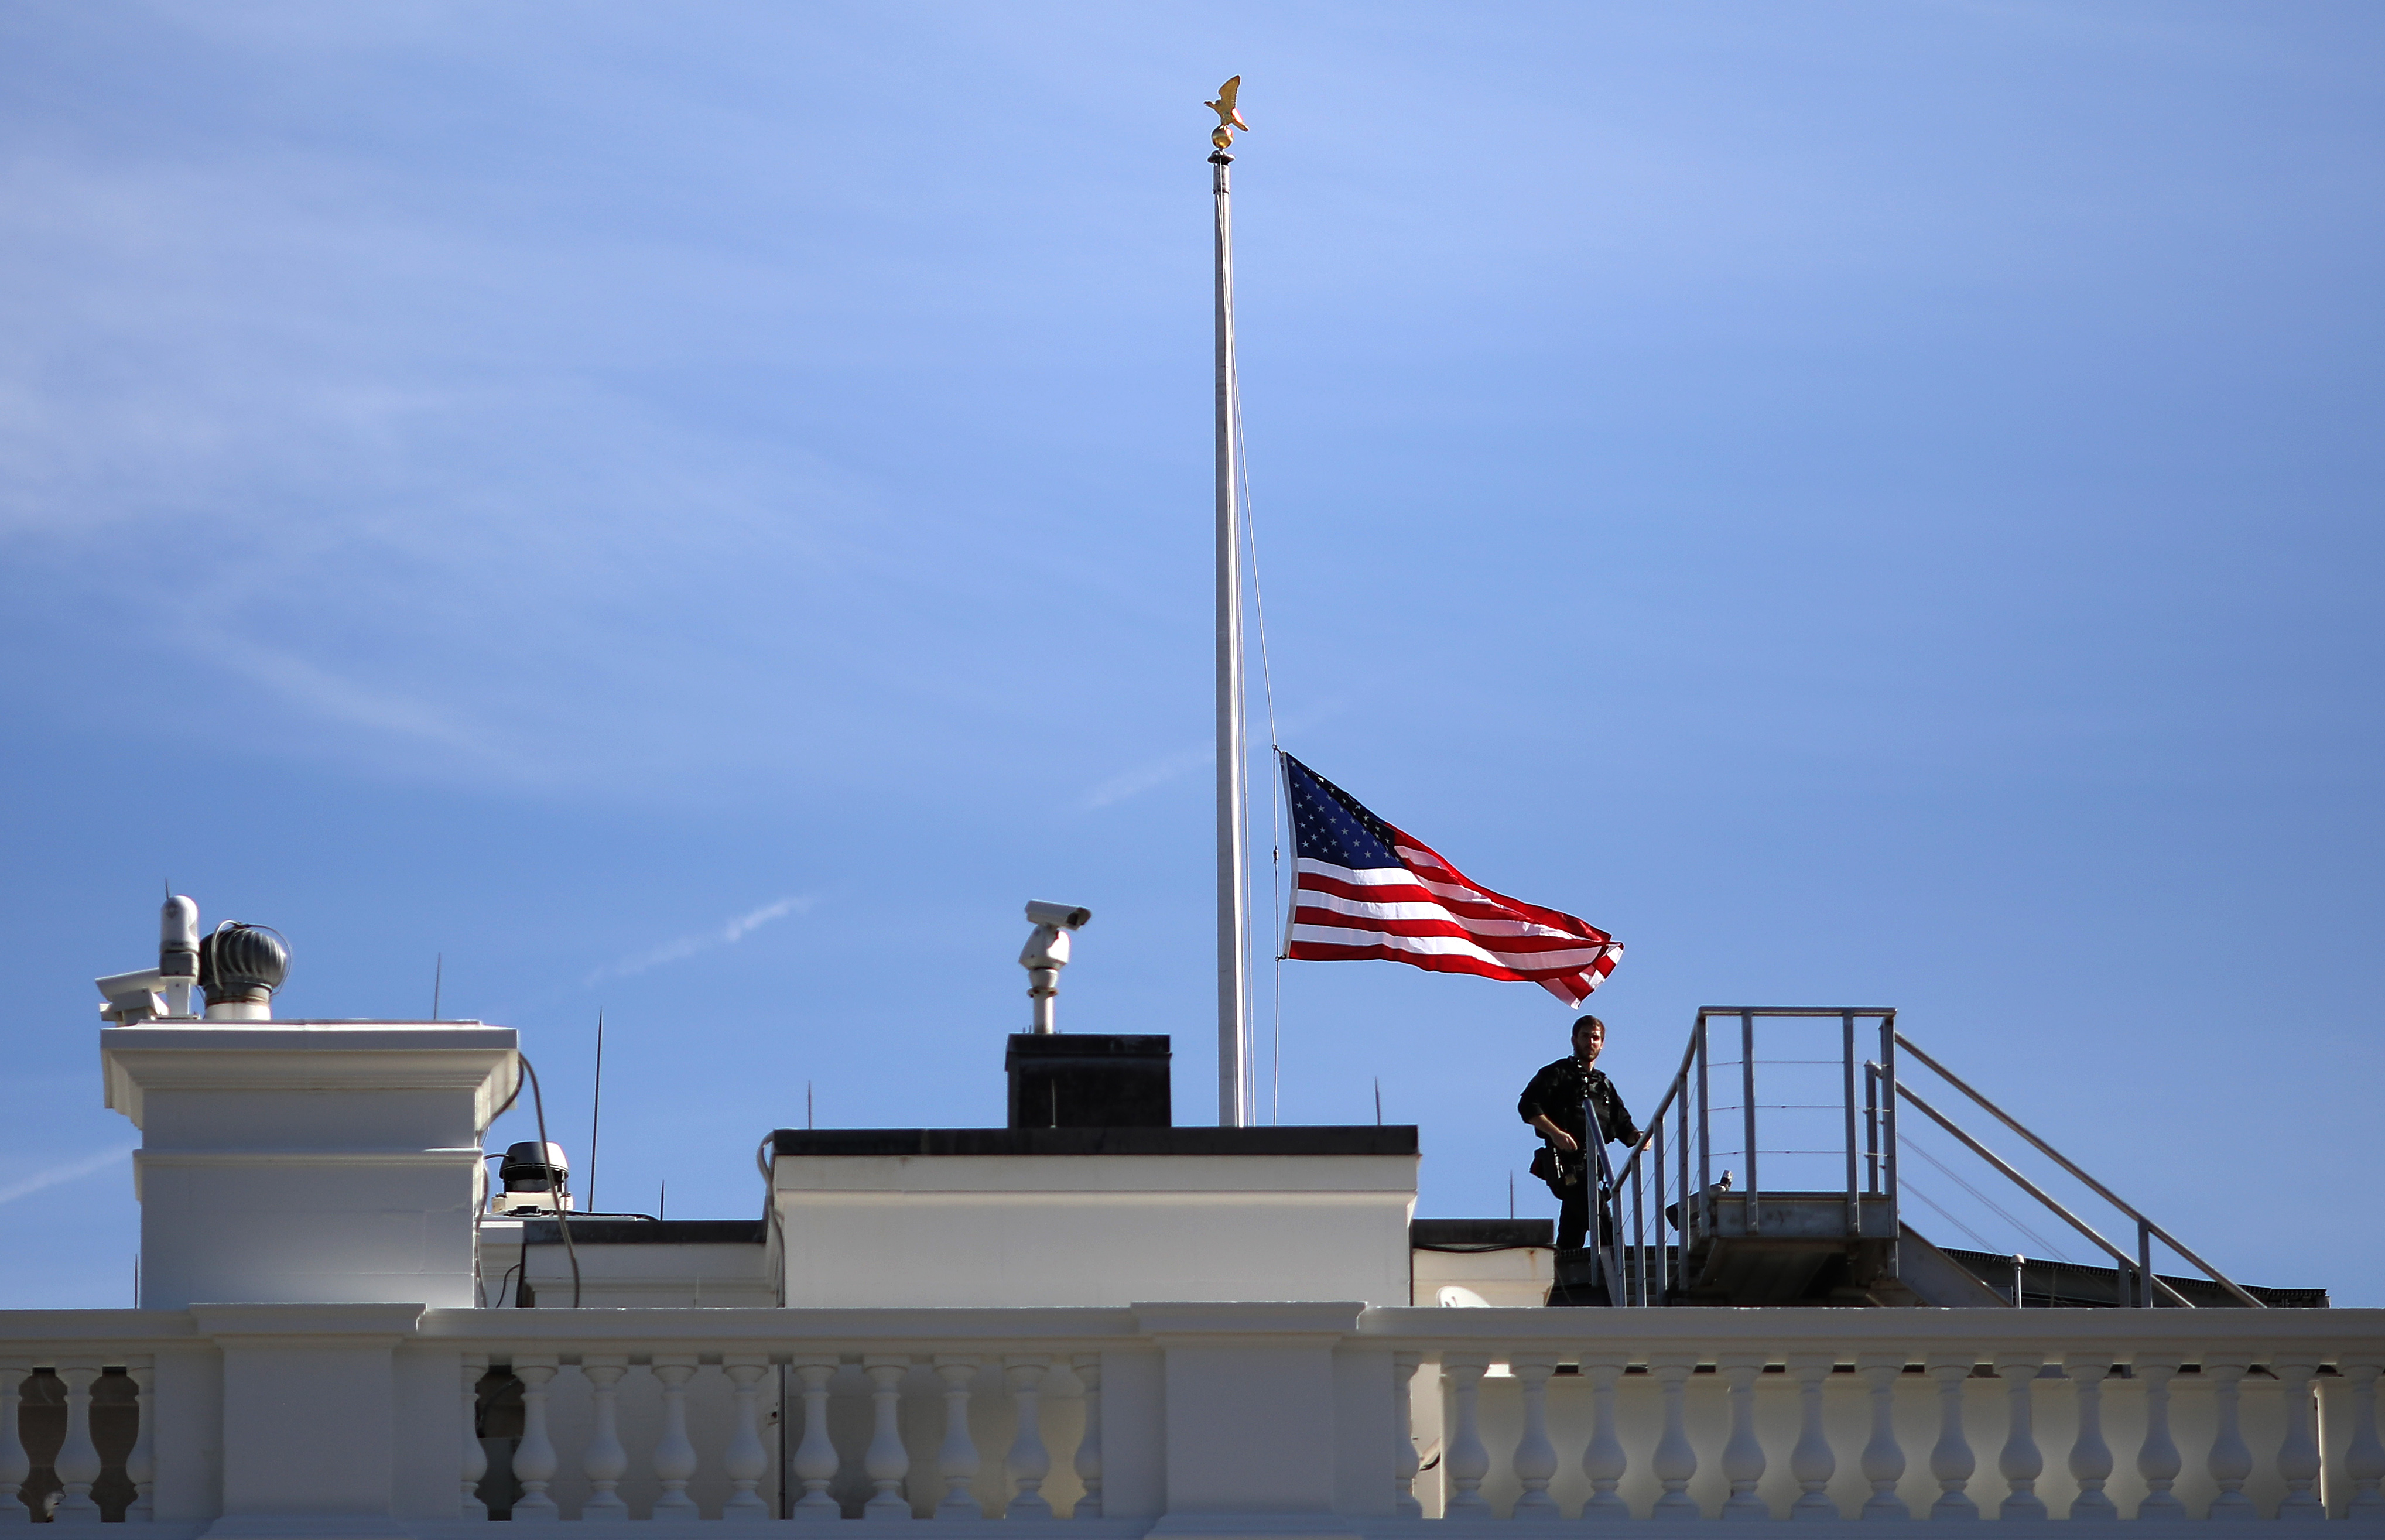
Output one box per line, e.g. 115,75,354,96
806,1081,814,1130
1211,102,1251,1128
432,954,443,1021
587,1010,604,1213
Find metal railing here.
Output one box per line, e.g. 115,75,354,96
1889,1031,2263,1309
1601,1007,1898,1305
1594,1008,2263,1308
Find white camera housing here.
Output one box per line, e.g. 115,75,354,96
1024,901,1091,930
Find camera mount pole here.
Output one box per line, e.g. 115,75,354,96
1209,94,1250,1128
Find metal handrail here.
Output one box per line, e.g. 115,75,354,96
1893,1032,2264,1309
1888,1072,2198,1309
1608,1007,1898,1306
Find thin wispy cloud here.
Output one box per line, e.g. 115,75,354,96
1083,703,1353,811
1083,744,1212,810
584,896,814,985
0,1145,134,1209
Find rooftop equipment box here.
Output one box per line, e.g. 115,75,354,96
1005,1032,1169,1128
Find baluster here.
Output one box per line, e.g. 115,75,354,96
862,1355,912,1520
1512,1355,1561,1518
1072,1354,1104,1520
1787,1354,1838,1520
1579,1357,1630,1520
2133,1356,2186,1520
2343,1360,2385,1518
723,1357,772,1520
1718,1356,1767,1520
0,1357,29,1526
2205,1358,2254,1518
1858,1354,1910,1520
1385,1352,1422,1519
1924,1354,1978,1520
511,1358,560,1521
1003,1356,1053,1520
932,1357,983,1519
579,1357,629,1518
791,1360,841,1520
1995,1352,2047,1520
2062,1356,2116,1520
1441,1357,1492,1517
459,1354,490,1521
1650,1354,1700,1518
2273,1357,2324,1520
650,1357,702,1517
52,1363,104,1524
124,1356,154,1522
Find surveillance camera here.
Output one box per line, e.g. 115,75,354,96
1024,901,1091,930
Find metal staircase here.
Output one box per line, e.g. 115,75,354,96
1565,1007,2291,1309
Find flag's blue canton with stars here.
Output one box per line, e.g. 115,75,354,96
1281,752,1621,1007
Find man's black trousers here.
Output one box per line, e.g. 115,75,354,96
1556,1180,1616,1252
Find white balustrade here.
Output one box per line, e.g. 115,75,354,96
1509,1355,1560,1518
1443,1356,1493,1517
1004,1356,1053,1520
791,1358,840,1520
1649,1354,1699,1518
1580,1357,1629,1520
2137,1355,2187,1520
723,1356,772,1520
2207,1358,2256,1518
2344,1358,2385,1518
1072,1353,1103,1520
2271,1357,2322,1520
1717,1355,1768,1521
1786,1354,1837,1520
863,1356,912,1519
2063,1356,2115,1521
1925,1355,1979,1520
510,1358,560,1521
579,1357,630,1518
1390,1351,1425,1519
933,1356,984,1520
9,1309,2385,1529
122,1356,152,1524
1860,1353,1912,1520
1994,1353,2046,1521
459,1354,489,1521
51,1363,103,1524
0,1358,26,1527
652,1357,703,1517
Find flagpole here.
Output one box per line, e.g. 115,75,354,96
1211,134,1250,1128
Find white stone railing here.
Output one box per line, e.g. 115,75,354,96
1371,1308,2385,1524
4,1303,2382,1530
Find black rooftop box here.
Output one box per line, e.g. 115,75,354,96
1005,1033,1171,1129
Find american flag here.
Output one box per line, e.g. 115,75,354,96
1281,753,1621,1006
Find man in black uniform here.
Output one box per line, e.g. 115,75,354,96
1517,1015,1641,1251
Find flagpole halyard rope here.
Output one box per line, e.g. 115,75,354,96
1233,324,1287,1125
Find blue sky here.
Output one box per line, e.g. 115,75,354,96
2,2,2378,1306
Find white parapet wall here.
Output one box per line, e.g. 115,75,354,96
767,1127,1421,1309
101,1022,519,1309
2,1301,2382,1531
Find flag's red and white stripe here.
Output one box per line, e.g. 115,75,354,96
1287,830,1621,1007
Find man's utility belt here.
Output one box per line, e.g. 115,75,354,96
1530,1142,1609,1195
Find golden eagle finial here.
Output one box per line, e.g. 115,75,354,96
1205,75,1249,151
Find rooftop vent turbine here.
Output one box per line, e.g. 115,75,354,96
197,921,289,1021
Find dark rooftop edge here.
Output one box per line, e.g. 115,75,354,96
523,1219,766,1245
1411,1217,1553,1250
770,1126,1419,1158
